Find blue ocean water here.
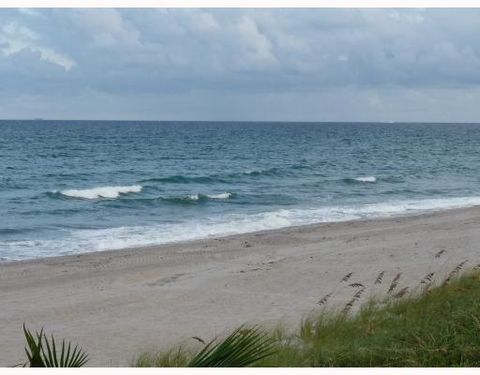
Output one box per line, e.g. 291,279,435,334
2,120,480,261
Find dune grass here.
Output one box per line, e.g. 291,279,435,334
135,270,480,367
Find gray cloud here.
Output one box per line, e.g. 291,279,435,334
1,9,480,121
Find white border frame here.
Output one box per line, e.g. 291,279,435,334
1,1,479,373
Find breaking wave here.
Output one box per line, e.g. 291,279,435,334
343,176,377,184
58,185,142,199
140,175,226,184
354,176,377,183
4,195,480,260
169,192,233,203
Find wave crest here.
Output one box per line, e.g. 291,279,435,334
355,176,376,183
58,185,142,199
182,192,233,202
141,175,226,184
243,167,283,177
207,192,232,199
160,192,234,204
346,176,377,183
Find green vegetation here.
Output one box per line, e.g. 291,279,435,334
136,271,480,367
18,263,480,367
137,326,275,367
21,324,88,367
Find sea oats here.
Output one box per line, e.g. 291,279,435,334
349,283,364,288
435,249,446,259
374,271,385,285
192,336,206,345
317,292,332,306
443,260,468,286
353,287,366,299
420,272,435,284
342,298,356,314
388,273,402,294
394,287,409,298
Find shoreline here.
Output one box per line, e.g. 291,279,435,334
3,203,480,266
2,205,480,366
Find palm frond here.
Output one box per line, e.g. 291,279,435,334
22,324,88,367
23,324,45,367
187,326,276,367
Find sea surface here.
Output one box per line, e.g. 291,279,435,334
2,120,480,261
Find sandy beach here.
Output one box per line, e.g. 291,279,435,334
1,206,480,366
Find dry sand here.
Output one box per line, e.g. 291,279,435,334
1,206,480,366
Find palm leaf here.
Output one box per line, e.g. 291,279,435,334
41,334,88,367
22,324,88,367
23,324,45,367
187,326,276,367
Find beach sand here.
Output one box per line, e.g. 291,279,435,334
1,206,480,366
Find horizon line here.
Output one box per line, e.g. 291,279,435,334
1,118,480,125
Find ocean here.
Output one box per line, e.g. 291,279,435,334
2,120,480,261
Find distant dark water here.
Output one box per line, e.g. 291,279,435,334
2,120,480,260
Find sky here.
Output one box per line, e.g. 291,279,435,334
1,8,480,122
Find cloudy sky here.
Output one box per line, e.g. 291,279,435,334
1,8,480,122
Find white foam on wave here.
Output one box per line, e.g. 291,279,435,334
355,176,377,183
4,195,480,261
185,192,232,201
59,185,142,199
207,192,232,199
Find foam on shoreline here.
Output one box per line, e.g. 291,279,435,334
3,196,480,261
